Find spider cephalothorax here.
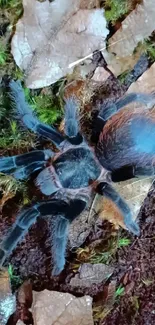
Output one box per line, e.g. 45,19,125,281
0,80,155,275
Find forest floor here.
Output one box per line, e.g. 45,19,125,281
0,1,155,324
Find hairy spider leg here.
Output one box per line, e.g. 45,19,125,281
111,165,155,182
0,150,53,179
96,182,140,236
64,97,83,145
0,198,87,275
98,92,155,123
51,216,69,275
51,198,87,275
9,80,64,147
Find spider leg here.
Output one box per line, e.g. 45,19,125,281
96,182,140,236
64,97,83,145
13,161,45,180
51,197,87,275
99,92,155,123
9,80,64,147
0,198,87,275
0,149,52,177
111,165,155,182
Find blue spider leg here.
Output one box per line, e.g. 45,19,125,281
51,216,69,276
0,149,53,174
9,80,64,147
13,161,45,180
50,197,87,275
96,182,140,236
64,97,83,145
98,93,155,123
0,198,87,275
111,165,155,182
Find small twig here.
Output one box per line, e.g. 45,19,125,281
88,193,100,222
68,37,126,69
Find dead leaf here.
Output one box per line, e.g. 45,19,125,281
0,269,16,325
93,280,116,321
32,290,93,325
104,0,155,76
69,263,114,288
91,67,111,82
11,0,109,88
109,0,155,58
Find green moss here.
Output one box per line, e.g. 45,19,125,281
0,42,8,66
24,87,63,125
0,0,23,21
118,70,130,84
142,39,155,61
104,0,132,24
8,264,22,287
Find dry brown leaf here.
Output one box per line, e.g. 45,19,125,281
91,67,111,82
104,0,155,76
0,269,16,325
11,0,109,88
108,0,155,58
69,263,114,288
32,290,93,325
93,280,116,321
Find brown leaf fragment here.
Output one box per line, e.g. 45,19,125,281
94,281,116,321
16,321,25,325
69,263,114,288
91,67,111,82
11,0,109,88
0,269,16,325
32,290,93,325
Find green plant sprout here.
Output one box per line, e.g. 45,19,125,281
118,237,131,247
115,284,125,297
8,264,22,287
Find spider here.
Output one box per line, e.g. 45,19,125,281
0,80,155,275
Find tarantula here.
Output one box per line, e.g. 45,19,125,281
0,80,155,275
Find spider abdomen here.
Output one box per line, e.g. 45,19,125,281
96,109,155,171
53,147,101,189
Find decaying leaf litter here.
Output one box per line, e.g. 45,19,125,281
0,0,155,324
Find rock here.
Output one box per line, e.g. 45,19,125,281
0,269,16,325
32,290,93,325
69,263,114,288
